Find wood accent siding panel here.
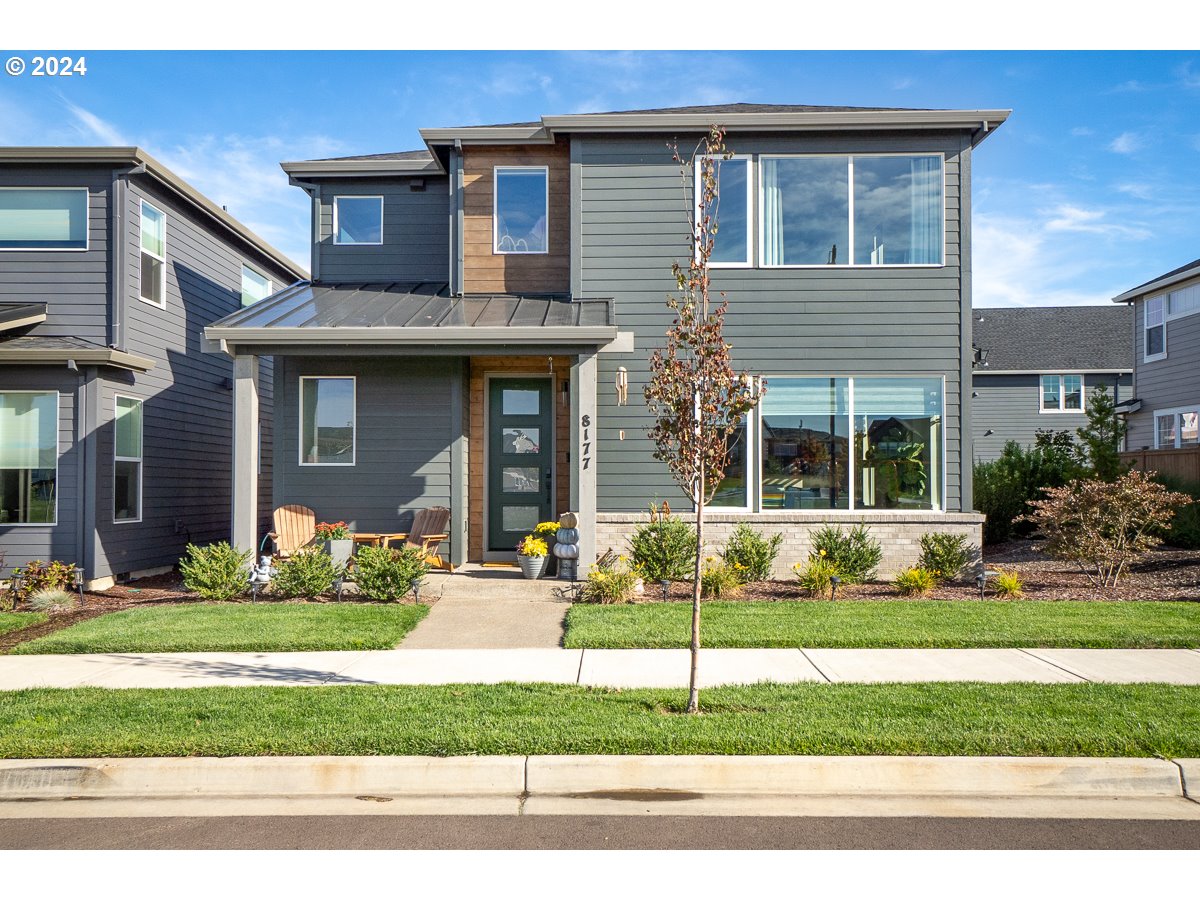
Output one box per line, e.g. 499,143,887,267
462,144,569,294
316,177,449,283
467,356,572,561
577,132,971,512
1128,288,1200,450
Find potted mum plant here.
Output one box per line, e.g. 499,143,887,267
314,521,353,571
516,533,549,580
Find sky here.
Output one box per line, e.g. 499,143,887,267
1,49,1197,308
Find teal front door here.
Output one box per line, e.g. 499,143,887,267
488,377,554,553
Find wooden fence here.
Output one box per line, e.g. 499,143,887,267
1120,447,1200,484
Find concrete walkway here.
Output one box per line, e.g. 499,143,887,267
2,647,1199,690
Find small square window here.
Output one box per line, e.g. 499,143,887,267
241,265,272,307
494,167,548,254
333,196,383,245
300,377,355,465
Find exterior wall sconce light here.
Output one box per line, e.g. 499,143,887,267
615,367,629,406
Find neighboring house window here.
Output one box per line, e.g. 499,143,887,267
493,167,548,254
300,377,355,465
139,201,166,308
0,391,57,525
699,156,752,267
1144,296,1166,361
1166,283,1200,319
0,188,88,250
333,196,383,245
1154,407,1200,449
114,396,143,523
760,154,943,267
1040,374,1084,412
241,265,272,307
759,376,943,511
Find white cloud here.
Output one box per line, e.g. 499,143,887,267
61,98,128,145
1176,61,1200,89
1042,203,1151,239
890,76,915,90
1115,182,1154,200
1109,131,1144,154
1070,126,1094,137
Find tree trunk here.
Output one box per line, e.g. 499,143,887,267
687,478,704,714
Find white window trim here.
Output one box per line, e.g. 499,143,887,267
697,154,753,269
298,376,356,467
1038,374,1087,414
241,263,272,307
138,200,167,309
493,166,549,255
1152,405,1200,449
0,187,90,253
0,389,59,527
757,152,946,270
113,394,143,524
1144,296,1167,363
332,196,384,246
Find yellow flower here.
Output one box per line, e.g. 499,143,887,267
819,549,827,557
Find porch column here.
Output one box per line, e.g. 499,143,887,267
570,352,598,567
232,353,260,555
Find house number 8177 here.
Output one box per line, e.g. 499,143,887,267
580,415,592,471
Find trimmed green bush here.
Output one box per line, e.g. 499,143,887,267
974,433,1084,544
629,515,697,582
808,524,881,584
353,545,431,602
179,542,251,602
271,548,340,600
721,523,783,582
917,532,975,583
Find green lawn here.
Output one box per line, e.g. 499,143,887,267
564,600,1200,649
1,682,1197,758
7,603,428,654
0,612,46,637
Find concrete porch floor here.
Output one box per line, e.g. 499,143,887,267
400,564,579,649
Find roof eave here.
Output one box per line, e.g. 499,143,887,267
1113,263,1200,303
204,325,619,347
280,159,445,178
0,347,155,372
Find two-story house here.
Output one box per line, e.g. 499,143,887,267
971,305,1132,461
206,103,1008,576
1113,258,1200,452
0,148,305,588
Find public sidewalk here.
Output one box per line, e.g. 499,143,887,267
2,647,1200,690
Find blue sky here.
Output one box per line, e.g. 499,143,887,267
2,50,1197,307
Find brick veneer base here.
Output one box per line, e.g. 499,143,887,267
594,512,986,580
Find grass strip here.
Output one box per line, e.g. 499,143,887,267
564,600,1200,649
0,612,46,637
1,682,1198,759
8,603,428,654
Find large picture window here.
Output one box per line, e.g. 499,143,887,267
114,396,143,523
300,377,355,466
760,154,943,267
0,391,57,525
853,378,943,510
494,167,548,254
761,378,851,510
139,200,166,307
0,188,88,250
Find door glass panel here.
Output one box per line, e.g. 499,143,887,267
503,467,540,493
502,427,540,454
501,506,539,532
502,389,540,415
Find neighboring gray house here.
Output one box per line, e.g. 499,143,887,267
0,148,305,588
1112,258,1200,451
206,103,1009,576
970,306,1132,461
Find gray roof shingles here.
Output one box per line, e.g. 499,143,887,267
973,306,1133,372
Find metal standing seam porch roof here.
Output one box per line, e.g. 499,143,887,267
205,281,618,348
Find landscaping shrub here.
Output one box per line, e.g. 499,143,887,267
917,532,975,583
270,548,340,600
1075,385,1129,482
629,515,697,582
793,556,839,599
10,559,76,605
895,566,937,597
973,434,1084,544
808,524,881,584
180,542,251,601
352,545,431,601
1150,474,1200,550
25,588,78,612
1018,469,1193,588
700,557,743,600
721,523,782,582
993,569,1024,599
578,556,641,604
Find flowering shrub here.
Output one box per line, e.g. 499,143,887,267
794,556,839,599
895,566,938,597
721,523,782,583
578,556,640,604
1018,469,1193,588
517,535,549,557
314,521,351,541
808,525,881,584
700,556,743,600
917,533,975,584
10,559,77,604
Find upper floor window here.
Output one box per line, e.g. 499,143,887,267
699,156,752,267
241,265,272,307
139,201,166,308
494,167,548,254
0,390,57,525
333,196,383,245
300,376,355,466
1144,296,1166,361
760,154,943,267
1040,374,1084,412
1167,283,1200,318
114,395,143,523
0,188,88,251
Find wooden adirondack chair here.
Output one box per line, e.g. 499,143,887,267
386,506,454,572
269,504,318,559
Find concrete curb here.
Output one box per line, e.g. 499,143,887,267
0,755,1189,803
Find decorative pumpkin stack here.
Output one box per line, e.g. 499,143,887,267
553,511,581,581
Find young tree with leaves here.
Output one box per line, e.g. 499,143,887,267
643,126,762,713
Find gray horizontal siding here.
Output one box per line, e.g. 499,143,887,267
971,372,1129,461
578,131,969,512
0,165,112,343
316,177,450,283
1128,291,1200,450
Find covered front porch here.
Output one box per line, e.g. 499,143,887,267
205,281,620,568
